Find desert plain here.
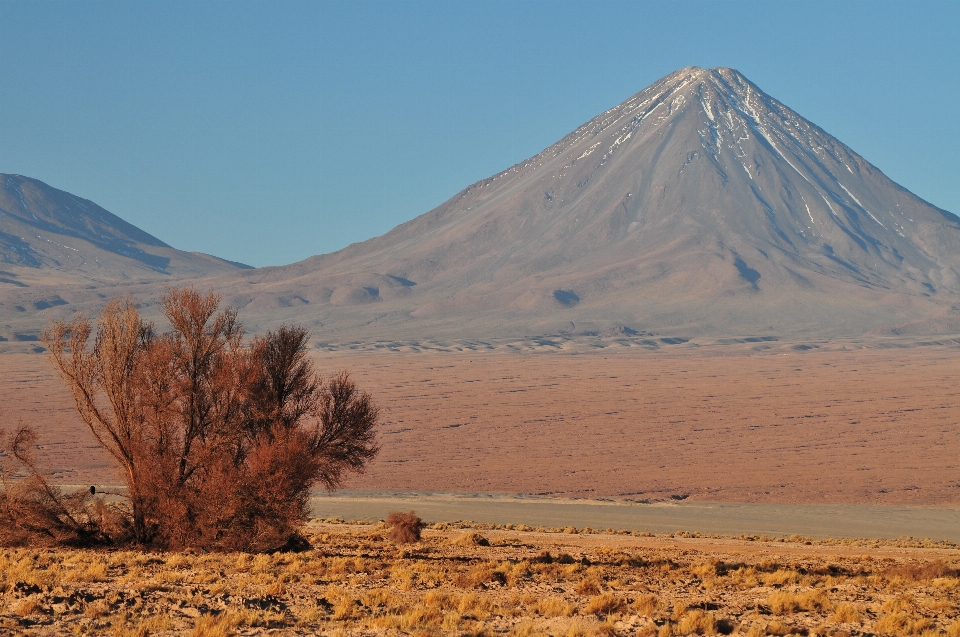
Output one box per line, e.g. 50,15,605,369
3,337,960,636
5,337,959,506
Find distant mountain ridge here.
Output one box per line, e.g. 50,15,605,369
0,174,249,276
0,174,249,343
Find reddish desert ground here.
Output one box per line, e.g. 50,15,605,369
3,341,959,507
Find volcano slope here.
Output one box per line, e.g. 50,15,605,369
210,66,960,342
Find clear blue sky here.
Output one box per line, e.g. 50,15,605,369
1,1,958,267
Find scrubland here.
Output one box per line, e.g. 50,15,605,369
2,520,959,636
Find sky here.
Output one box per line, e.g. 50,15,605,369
1,1,958,268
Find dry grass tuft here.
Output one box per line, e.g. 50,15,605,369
454,531,491,547
675,609,718,635
386,510,426,544
534,596,576,617
575,577,602,596
633,593,659,616
584,592,625,616
191,613,240,637
828,602,862,624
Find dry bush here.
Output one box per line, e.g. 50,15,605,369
828,603,861,624
584,592,625,616
767,589,832,614
0,427,128,547
675,609,718,635
31,288,380,552
453,531,490,547
386,510,426,544
575,577,602,596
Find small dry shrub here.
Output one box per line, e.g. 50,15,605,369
575,577,602,596
676,609,717,635
585,592,625,616
536,596,576,617
386,511,425,544
453,531,490,547
828,603,861,624
633,593,659,616
15,598,42,616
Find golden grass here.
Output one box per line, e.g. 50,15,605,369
583,592,625,616
675,609,717,635
0,521,957,636
828,602,862,624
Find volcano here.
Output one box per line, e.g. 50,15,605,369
218,67,960,340
5,68,960,343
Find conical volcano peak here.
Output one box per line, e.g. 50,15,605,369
225,66,960,341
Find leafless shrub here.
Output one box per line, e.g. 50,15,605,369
0,426,127,547
29,287,380,552
386,511,425,544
